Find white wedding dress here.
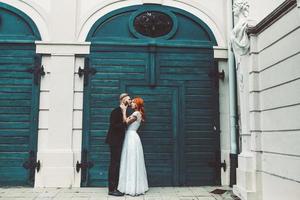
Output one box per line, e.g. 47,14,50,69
117,111,149,196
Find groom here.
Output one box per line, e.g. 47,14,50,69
105,93,131,196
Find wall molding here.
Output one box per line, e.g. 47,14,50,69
35,42,91,55
247,0,297,35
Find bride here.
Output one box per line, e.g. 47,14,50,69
118,97,149,196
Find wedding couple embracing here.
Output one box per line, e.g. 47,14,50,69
105,93,149,196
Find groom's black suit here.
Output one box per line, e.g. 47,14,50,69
106,106,126,192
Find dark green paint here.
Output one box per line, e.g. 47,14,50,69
0,3,41,41
0,3,41,186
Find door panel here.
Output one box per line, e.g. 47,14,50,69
83,51,148,186
0,44,39,186
156,48,219,185
126,86,180,186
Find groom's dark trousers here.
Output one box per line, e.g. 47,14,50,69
105,107,126,192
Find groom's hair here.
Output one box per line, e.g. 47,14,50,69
119,93,129,101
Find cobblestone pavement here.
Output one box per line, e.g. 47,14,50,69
0,186,240,200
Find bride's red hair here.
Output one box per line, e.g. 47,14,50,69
133,97,145,121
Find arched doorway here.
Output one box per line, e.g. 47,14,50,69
81,5,220,186
0,3,41,186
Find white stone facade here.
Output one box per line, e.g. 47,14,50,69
233,1,300,200
0,1,299,199
0,0,230,188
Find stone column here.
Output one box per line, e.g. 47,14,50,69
34,42,90,187
214,47,231,185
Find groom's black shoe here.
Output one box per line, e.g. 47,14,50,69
108,190,124,196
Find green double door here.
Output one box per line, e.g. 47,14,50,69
81,44,220,186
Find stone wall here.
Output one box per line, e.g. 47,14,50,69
234,1,300,199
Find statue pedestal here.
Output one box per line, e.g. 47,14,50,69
233,152,262,200
232,36,262,200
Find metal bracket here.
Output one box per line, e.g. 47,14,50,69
78,66,96,78
218,70,225,80
77,58,96,86
208,159,227,172
208,69,225,81
22,150,41,184
78,67,84,78
26,65,45,85
208,68,225,88
78,66,96,87
23,159,41,172
76,160,94,173
76,148,94,181
220,160,227,172
77,149,94,184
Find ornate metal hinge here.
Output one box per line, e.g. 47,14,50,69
22,150,41,183
208,149,227,175
76,149,94,183
22,150,41,172
208,68,225,80
26,56,45,85
77,57,96,86
208,159,227,172
76,160,94,173
208,67,225,87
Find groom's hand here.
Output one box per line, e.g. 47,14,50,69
120,103,128,111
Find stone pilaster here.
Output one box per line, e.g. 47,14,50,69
34,42,90,187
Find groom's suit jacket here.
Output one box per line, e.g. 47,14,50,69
105,106,127,146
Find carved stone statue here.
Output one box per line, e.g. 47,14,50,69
231,0,250,60
230,0,250,93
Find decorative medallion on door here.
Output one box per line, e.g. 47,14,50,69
133,11,173,37
129,7,178,39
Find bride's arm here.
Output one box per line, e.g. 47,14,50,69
123,114,137,125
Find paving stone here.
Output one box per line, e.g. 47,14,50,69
197,197,217,200
37,191,60,198
0,186,237,200
90,197,108,200
125,196,144,200
1,198,36,200
107,196,126,200
34,198,54,200
144,195,163,200
178,196,199,200
161,197,181,200
90,194,108,198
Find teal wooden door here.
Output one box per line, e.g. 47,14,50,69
81,49,149,186
81,5,220,186
125,85,181,186
0,3,41,186
156,47,220,185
